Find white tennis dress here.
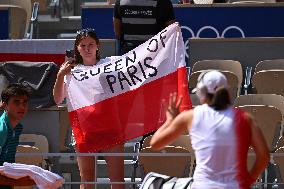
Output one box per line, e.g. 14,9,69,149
190,104,251,189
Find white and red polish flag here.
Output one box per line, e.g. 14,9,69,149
65,23,192,152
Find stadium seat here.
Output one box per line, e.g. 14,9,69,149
16,145,43,167
56,105,72,152
252,70,284,96
235,104,280,188
234,94,284,149
131,135,194,185
234,94,284,186
19,134,49,153
251,60,284,96
234,94,284,185
255,59,284,73
139,135,195,177
236,105,282,152
234,102,280,187
189,70,239,106
170,135,195,177
0,5,27,39
1,0,31,35
18,134,50,169
138,146,191,178
0,0,39,39
192,60,243,96
141,135,192,152
234,94,284,114
15,145,43,189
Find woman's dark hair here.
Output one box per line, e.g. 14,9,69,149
1,83,31,104
74,28,101,65
207,86,231,110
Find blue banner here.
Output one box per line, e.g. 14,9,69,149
82,8,115,39
82,5,284,40
176,6,284,40
0,10,9,40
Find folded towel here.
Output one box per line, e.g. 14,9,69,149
0,162,64,189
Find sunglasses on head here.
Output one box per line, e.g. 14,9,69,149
76,28,96,35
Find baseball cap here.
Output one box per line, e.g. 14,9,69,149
192,70,228,94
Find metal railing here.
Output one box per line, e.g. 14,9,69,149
14,152,284,188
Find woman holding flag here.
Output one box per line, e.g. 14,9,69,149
53,28,124,189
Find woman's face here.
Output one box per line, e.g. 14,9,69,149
77,36,98,64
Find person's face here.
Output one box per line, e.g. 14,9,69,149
77,36,98,63
3,95,28,122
